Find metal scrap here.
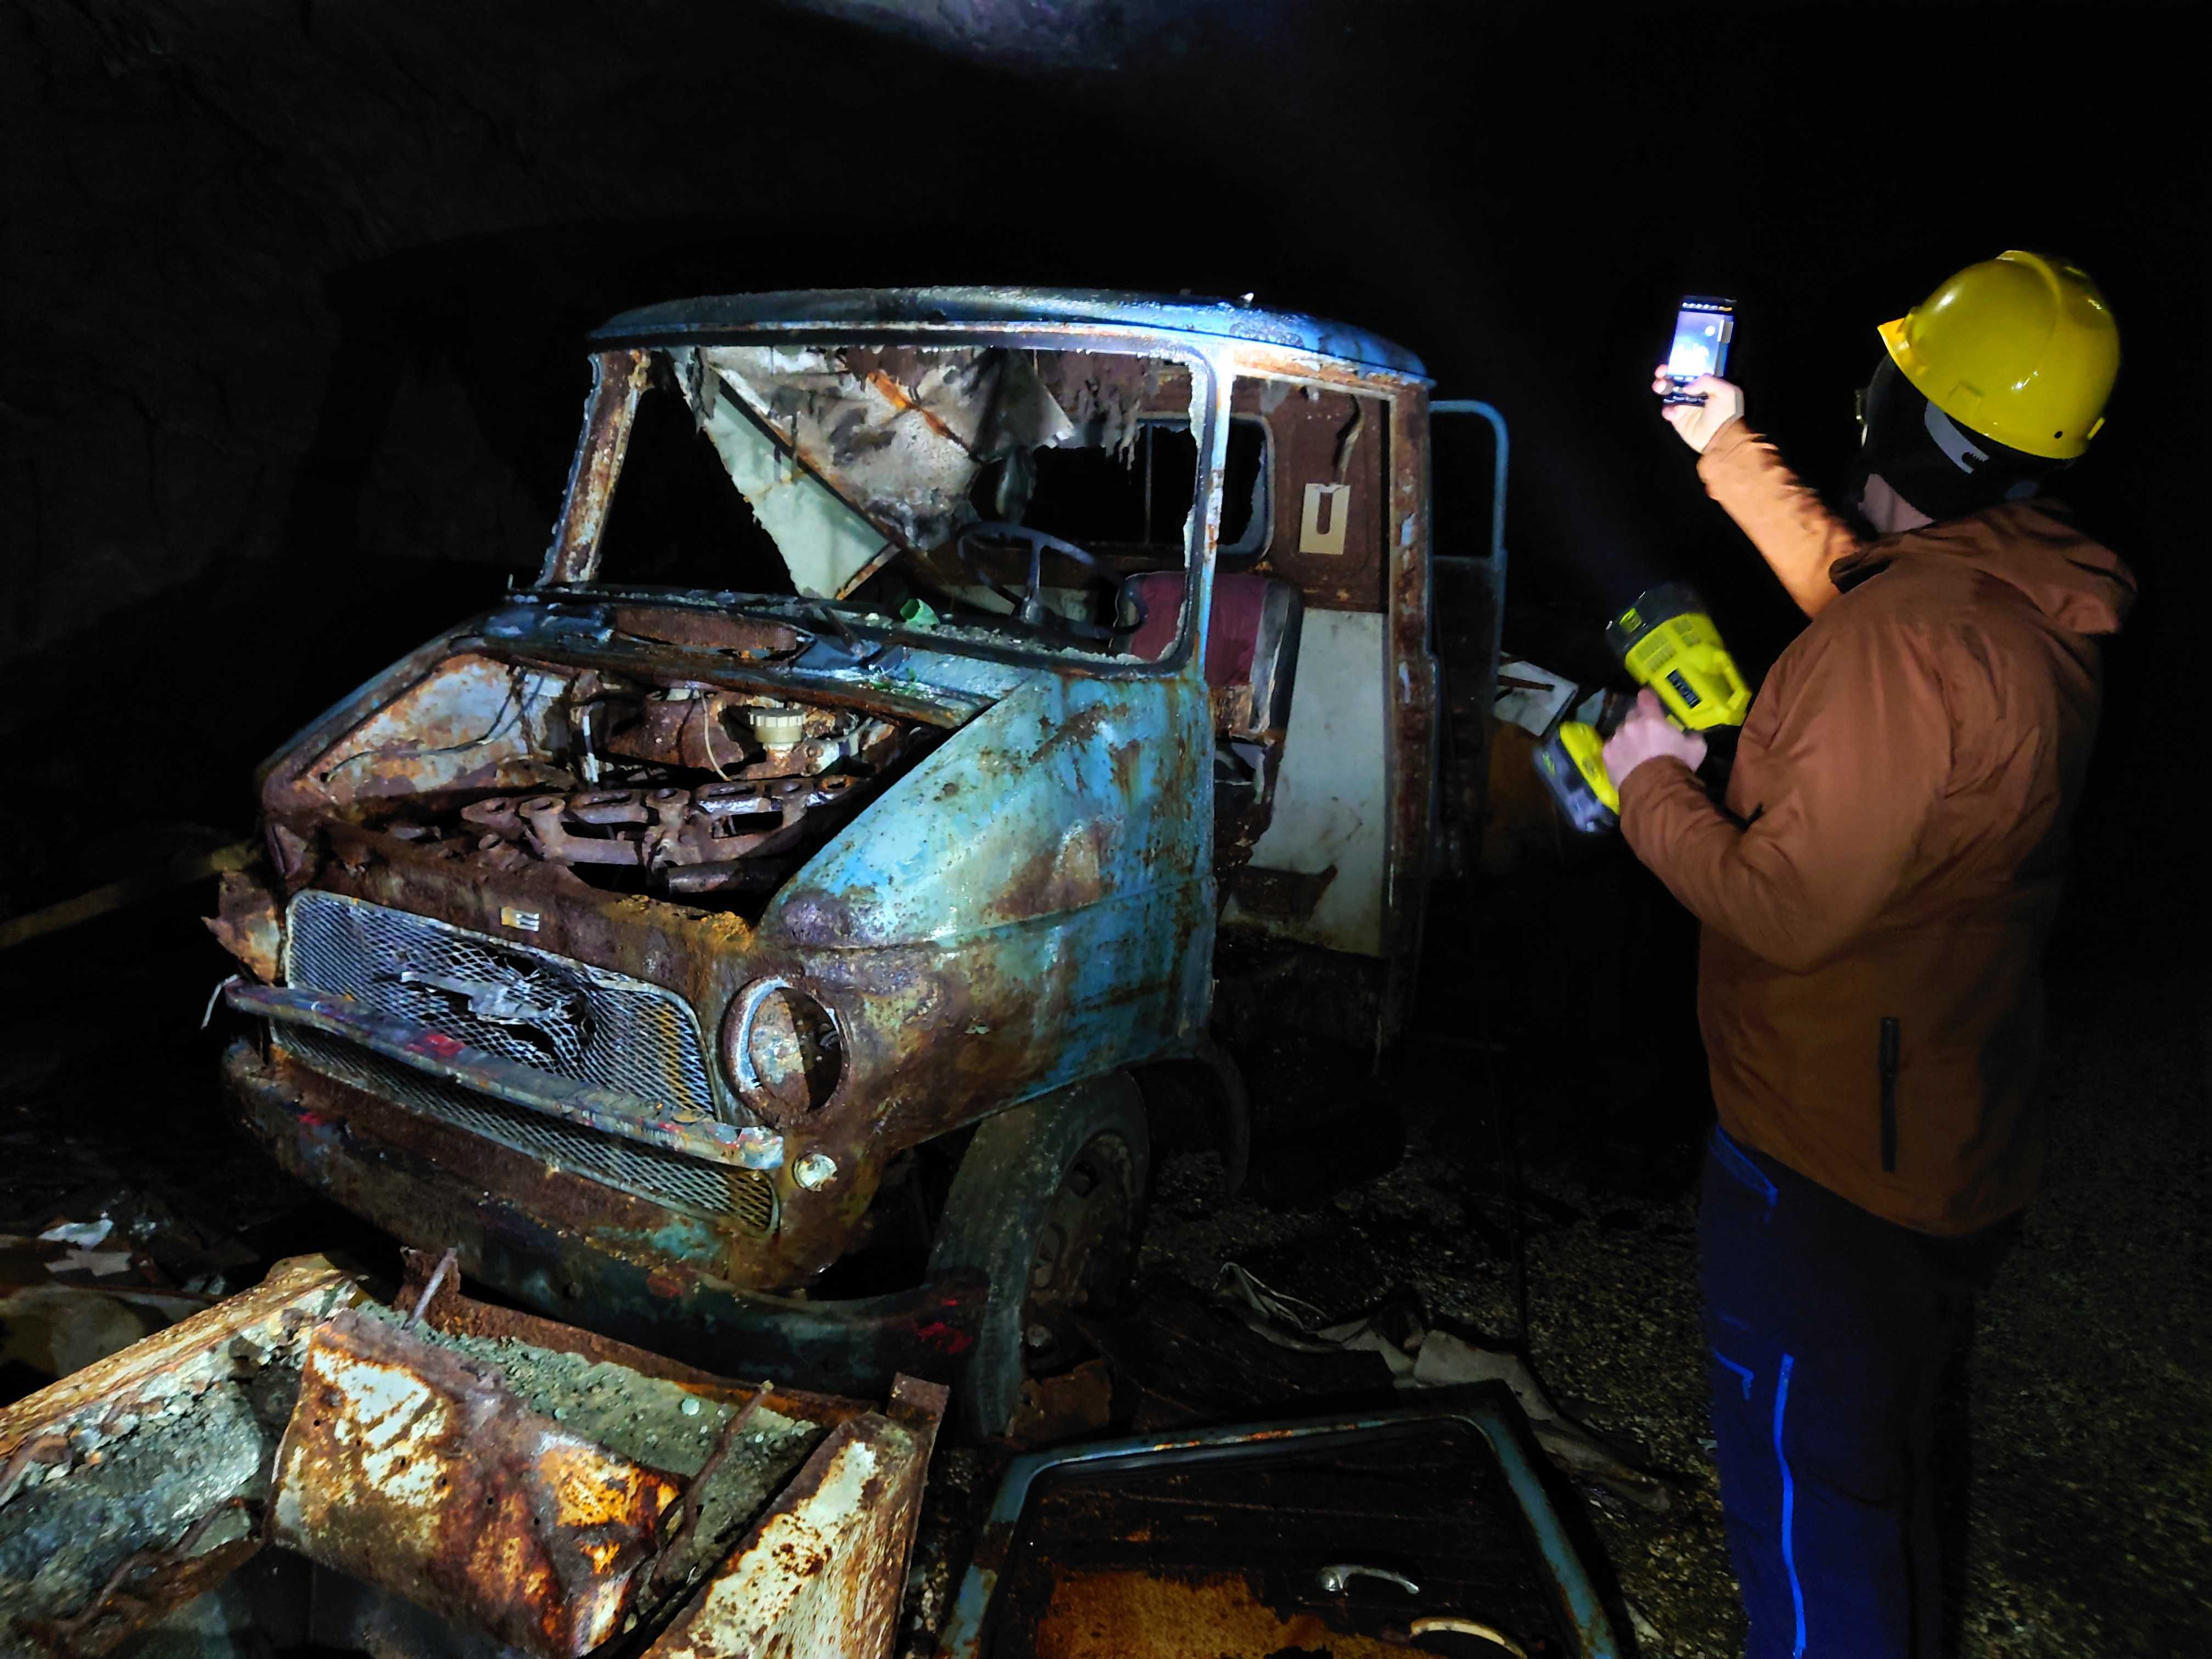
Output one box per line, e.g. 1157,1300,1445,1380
269,1307,681,1659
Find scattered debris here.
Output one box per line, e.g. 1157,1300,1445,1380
1216,1261,1674,1515
2,1226,224,1391
1080,1279,1396,1426
1006,1356,1114,1447
1491,656,1583,736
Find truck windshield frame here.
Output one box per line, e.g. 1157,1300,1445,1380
535,328,1231,681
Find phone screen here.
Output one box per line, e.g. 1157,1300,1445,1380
1667,297,1735,383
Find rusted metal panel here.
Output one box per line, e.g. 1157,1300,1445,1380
205,865,283,982
591,289,1427,377
936,1389,1622,1659
4,1247,945,1659
270,1307,681,1658
1381,384,1441,1040
1245,383,1388,613
543,349,652,585
229,1041,985,1398
392,1247,865,1427
644,1376,945,1659
0,1257,361,1657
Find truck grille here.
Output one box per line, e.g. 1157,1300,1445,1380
285,890,720,1119
278,1026,777,1233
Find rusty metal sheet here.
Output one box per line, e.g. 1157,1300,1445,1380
391,1245,868,1429
935,1389,1623,1659
1246,382,1387,613
645,1376,946,1659
544,349,652,584
227,1043,988,1401
270,1308,681,1659
1380,384,1441,1042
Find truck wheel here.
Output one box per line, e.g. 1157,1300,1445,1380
928,1072,1149,1438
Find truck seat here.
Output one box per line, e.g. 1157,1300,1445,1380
1121,571,1304,873
1121,571,1302,739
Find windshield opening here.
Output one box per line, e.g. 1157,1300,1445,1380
571,343,1214,668
593,375,797,594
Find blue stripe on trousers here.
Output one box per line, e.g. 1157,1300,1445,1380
1774,1351,1806,1658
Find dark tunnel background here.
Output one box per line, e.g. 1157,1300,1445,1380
1,0,2199,1088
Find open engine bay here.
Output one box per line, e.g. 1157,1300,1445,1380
278,647,936,912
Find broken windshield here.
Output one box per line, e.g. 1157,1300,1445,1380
573,343,1221,670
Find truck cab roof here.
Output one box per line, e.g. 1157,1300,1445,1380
591,286,1429,379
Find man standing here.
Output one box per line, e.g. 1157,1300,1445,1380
1604,251,2132,1656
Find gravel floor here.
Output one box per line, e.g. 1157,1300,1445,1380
1127,962,2212,1657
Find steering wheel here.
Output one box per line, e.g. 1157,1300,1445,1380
955,522,1144,645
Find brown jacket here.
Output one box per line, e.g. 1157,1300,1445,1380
1620,421,2134,1235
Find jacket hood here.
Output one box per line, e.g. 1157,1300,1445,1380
1831,502,2135,638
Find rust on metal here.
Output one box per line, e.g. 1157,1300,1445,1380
202,866,284,982
644,1376,946,1659
647,1381,773,1599
269,1307,681,1659
544,348,652,584
1023,1568,1420,1659
1381,384,1439,1043
0,1257,356,1458
392,1247,863,1421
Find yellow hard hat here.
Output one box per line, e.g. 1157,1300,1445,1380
1876,250,2118,460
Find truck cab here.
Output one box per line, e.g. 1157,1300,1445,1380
208,289,1502,1430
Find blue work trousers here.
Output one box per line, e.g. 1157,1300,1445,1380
1699,1127,2015,1658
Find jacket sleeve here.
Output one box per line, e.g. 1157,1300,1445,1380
1699,421,1866,619
1617,614,1949,974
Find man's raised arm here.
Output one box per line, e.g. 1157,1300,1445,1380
1654,371,1867,619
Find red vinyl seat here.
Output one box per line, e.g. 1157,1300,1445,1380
1121,570,1301,738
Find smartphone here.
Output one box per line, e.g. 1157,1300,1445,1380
1663,295,1735,404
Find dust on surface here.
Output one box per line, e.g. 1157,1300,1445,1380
354,1304,822,1595
0,1359,295,1629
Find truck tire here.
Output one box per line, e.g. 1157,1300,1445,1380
928,1072,1149,1438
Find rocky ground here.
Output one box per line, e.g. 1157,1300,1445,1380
1108,963,2211,1658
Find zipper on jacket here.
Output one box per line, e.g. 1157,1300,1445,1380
1878,1016,1900,1173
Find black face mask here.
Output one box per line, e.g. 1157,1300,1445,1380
1850,357,2056,524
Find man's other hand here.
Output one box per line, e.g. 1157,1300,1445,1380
1603,689,1707,788
1651,366,1745,453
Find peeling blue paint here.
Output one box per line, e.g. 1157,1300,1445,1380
771,664,1214,1093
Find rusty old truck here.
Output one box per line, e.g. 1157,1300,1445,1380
206,289,1506,1434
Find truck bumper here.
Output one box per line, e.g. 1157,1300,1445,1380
223,1038,982,1397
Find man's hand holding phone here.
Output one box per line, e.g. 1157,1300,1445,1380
1651,366,1744,453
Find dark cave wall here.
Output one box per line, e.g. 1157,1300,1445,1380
5,0,732,656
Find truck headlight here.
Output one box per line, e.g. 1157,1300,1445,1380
723,978,841,1121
